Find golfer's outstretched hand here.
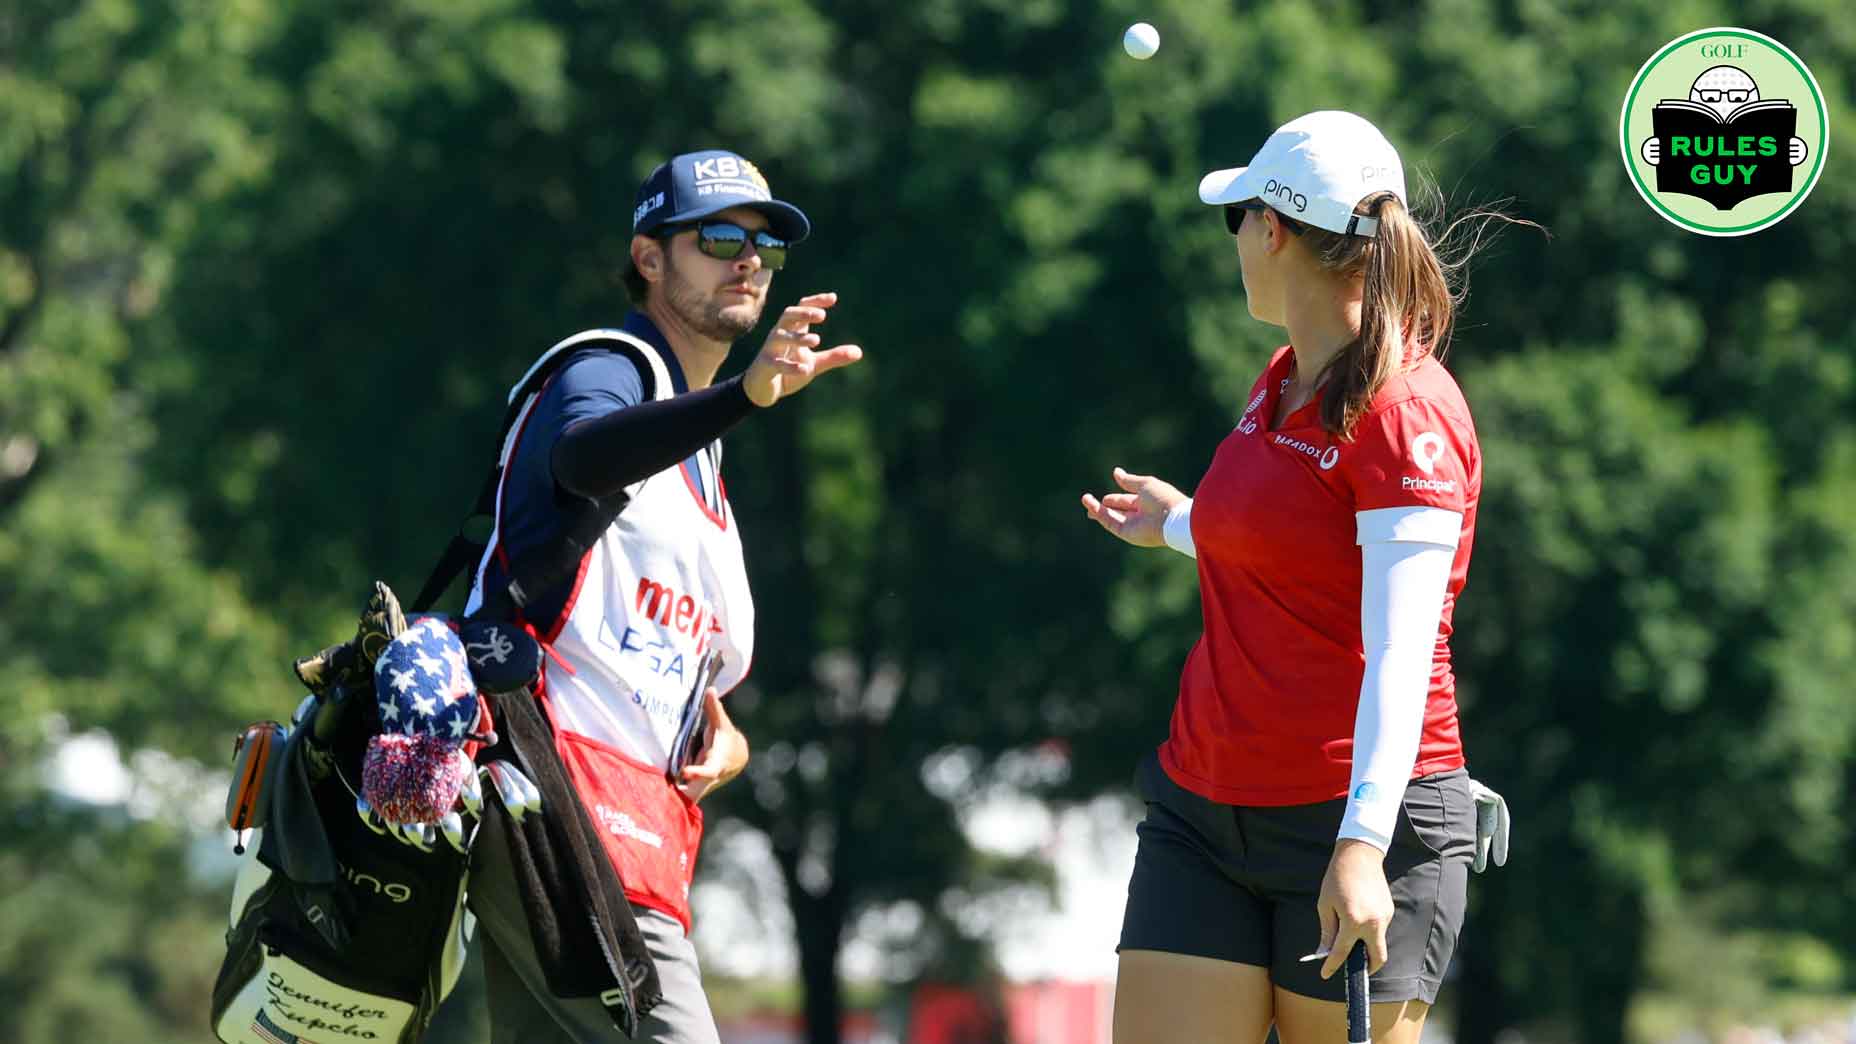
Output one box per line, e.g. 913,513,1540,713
743,292,863,407
1081,467,1186,548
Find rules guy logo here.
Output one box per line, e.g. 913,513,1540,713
1621,28,1827,236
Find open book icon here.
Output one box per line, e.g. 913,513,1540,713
1656,98,1793,125
1649,98,1797,209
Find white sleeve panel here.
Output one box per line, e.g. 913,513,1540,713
1337,537,1457,850
1163,498,1197,559
1356,505,1463,547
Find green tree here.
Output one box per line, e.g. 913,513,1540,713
0,4,297,1039
6,1,1849,1042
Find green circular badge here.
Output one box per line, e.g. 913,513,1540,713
1620,27,1829,236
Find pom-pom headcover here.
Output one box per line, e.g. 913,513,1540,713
363,618,481,823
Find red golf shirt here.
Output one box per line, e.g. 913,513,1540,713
1160,346,1480,806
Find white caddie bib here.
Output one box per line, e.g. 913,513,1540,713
467,330,756,770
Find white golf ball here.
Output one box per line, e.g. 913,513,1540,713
1123,22,1160,60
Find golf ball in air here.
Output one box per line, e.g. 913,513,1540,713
1123,22,1160,60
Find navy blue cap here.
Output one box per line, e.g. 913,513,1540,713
631,149,810,244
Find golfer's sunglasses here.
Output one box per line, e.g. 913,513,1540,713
1224,201,1304,236
659,221,789,271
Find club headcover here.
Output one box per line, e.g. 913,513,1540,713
363,618,482,824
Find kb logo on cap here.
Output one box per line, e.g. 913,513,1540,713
691,155,772,200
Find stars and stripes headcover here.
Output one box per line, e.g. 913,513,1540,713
363,618,480,823
374,617,480,740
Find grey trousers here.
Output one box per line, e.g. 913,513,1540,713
469,821,719,1044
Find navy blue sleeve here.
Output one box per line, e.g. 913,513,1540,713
552,351,650,431
552,375,757,499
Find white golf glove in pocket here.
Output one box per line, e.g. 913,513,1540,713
1467,778,1510,873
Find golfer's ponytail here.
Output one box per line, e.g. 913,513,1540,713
1303,189,1540,437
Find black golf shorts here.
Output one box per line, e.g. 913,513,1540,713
1118,751,1475,1004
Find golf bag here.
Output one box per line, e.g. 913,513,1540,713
210,652,478,1044
210,583,539,1044
211,331,656,1044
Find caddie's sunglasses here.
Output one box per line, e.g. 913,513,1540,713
1224,201,1304,236
661,221,789,271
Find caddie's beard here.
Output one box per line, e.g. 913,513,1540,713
663,254,762,342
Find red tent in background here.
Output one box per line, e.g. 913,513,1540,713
906,981,1007,1043
1003,981,1112,1044
906,980,1111,1044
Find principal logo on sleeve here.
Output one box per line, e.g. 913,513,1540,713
1401,431,1456,493
1621,27,1827,236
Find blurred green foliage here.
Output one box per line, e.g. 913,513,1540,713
1,1,1851,1042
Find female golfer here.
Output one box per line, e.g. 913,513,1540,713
1082,110,1493,1043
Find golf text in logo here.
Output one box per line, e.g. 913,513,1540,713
1263,178,1309,214
633,191,665,227
595,802,665,849
1621,28,1828,236
1273,433,1339,470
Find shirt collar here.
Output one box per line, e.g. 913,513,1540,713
621,311,690,394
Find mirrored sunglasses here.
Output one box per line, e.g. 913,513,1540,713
664,221,789,270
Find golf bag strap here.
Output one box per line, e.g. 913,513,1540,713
411,466,500,614
410,333,658,616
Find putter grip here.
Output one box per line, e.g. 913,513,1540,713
1346,940,1370,1043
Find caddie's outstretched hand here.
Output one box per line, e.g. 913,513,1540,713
743,292,863,407
1081,467,1186,548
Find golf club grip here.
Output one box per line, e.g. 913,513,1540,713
1346,940,1370,1043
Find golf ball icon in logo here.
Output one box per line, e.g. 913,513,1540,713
1621,27,1828,236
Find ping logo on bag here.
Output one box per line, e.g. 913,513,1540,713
339,862,413,904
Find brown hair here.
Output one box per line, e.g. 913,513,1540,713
621,257,651,305
1296,187,1541,437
